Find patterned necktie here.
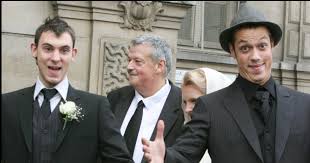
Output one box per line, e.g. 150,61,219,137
254,88,271,124
124,100,144,156
41,88,58,119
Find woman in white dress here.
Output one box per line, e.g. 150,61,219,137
181,67,234,163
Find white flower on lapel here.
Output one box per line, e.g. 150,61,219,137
59,101,84,130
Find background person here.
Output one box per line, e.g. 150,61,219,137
181,67,233,163
181,67,233,123
107,34,184,163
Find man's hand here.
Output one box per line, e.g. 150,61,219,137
142,120,166,163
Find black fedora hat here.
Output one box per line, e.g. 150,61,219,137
219,3,282,53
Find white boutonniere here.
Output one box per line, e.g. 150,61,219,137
59,101,84,130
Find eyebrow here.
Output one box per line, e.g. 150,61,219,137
41,43,71,48
41,43,53,47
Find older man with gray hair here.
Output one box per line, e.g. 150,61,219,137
107,34,184,163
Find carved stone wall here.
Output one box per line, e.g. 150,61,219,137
119,1,164,31
99,37,130,96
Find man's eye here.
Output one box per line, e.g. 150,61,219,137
61,48,70,54
240,46,249,52
43,46,53,52
258,43,268,50
135,60,143,65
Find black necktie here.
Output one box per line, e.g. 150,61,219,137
41,88,58,119
254,88,271,124
124,100,144,156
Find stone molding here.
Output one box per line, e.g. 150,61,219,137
119,1,164,31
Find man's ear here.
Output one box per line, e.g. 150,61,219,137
229,44,236,59
156,59,166,74
71,48,78,62
270,40,275,48
31,43,38,59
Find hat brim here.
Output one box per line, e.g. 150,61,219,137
219,21,282,53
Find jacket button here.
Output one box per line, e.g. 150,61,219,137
266,145,272,151
42,129,48,134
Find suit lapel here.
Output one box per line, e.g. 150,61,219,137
223,82,263,162
150,84,181,140
275,85,292,163
19,86,35,152
115,88,135,126
54,85,80,151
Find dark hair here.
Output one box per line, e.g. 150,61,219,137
230,23,274,48
34,16,76,47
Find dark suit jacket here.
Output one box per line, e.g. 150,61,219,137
166,80,310,163
1,85,133,163
107,82,184,149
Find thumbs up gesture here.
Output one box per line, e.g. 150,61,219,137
142,120,166,163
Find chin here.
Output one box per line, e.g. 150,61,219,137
128,78,139,84
47,78,61,86
252,77,266,84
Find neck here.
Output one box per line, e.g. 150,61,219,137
137,78,166,98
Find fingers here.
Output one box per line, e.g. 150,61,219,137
142,144,150,153
142,138,150,153
144,153,152,162
142,137,150,146
142,138,152,162
156,120,165,141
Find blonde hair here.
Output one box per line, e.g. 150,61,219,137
182,69,206,94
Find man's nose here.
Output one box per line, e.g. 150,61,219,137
51,50,61,61
250,48,261,61
127,60,134,70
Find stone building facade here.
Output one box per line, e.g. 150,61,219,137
2,1,310,95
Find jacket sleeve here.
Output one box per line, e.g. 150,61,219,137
97,96,133,163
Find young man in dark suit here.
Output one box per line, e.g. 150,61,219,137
1,16,133,163
142,3,310,163
107,34,184,163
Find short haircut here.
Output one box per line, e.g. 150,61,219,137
34,16,76,47
131,34,172,77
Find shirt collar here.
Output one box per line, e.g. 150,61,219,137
262,77,276,98
134,79,171,110
33,76,69,101
236,75,276,101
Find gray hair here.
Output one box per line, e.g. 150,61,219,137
131,34,172,77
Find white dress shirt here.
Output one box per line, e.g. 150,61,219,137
120,79,171,163
33,76,69,112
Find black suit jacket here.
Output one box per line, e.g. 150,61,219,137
107,82,184,149
1,85,133,163
166,80,310,163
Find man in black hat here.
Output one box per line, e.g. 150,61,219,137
142,3,310,163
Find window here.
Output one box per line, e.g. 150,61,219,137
178,6,194,46
177,1,239,50
203,1,228,49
